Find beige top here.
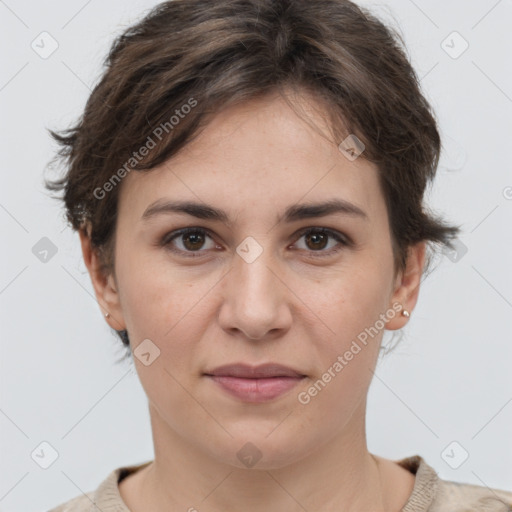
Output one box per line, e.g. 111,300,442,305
48,455,512,511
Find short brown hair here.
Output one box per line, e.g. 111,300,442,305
45,0,461,351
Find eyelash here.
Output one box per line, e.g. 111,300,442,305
160,227,352,259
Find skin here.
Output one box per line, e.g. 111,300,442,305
80,89,425,511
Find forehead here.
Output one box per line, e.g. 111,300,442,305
117,92,385,225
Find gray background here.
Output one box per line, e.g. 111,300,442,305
1,0,511,510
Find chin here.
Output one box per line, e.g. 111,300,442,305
210,430,313,471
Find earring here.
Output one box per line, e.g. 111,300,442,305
401,309,410,318
105,312,110,318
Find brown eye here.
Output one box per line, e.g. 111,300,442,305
160,226,351,260
293,227,350,258
182,231,206,251
304,231,329,251
161,228,217,257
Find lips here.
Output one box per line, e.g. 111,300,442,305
204,363,305,379
204,363,306,403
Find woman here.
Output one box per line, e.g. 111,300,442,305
45,0,512,510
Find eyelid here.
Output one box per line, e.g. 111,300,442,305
159,227,218,258
293,226,352,246
291,226,352,258
160,226,352,258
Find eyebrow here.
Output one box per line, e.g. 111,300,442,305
141,198,368,225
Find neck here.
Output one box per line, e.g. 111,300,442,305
133,401,391,512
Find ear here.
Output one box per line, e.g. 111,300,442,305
386,241,426,330
78,226,126,331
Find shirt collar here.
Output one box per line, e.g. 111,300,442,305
94,455,439,511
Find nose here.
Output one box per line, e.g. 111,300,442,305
217,244,292,341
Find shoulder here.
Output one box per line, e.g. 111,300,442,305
395,455,512,512
431,478,512,511
47,460,153,512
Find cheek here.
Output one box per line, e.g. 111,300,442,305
312,258,392,336
301,257,392,387
116,242,204,338
296,275,387,424
119,263,210,409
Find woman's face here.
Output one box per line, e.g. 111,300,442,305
86,91,422,469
